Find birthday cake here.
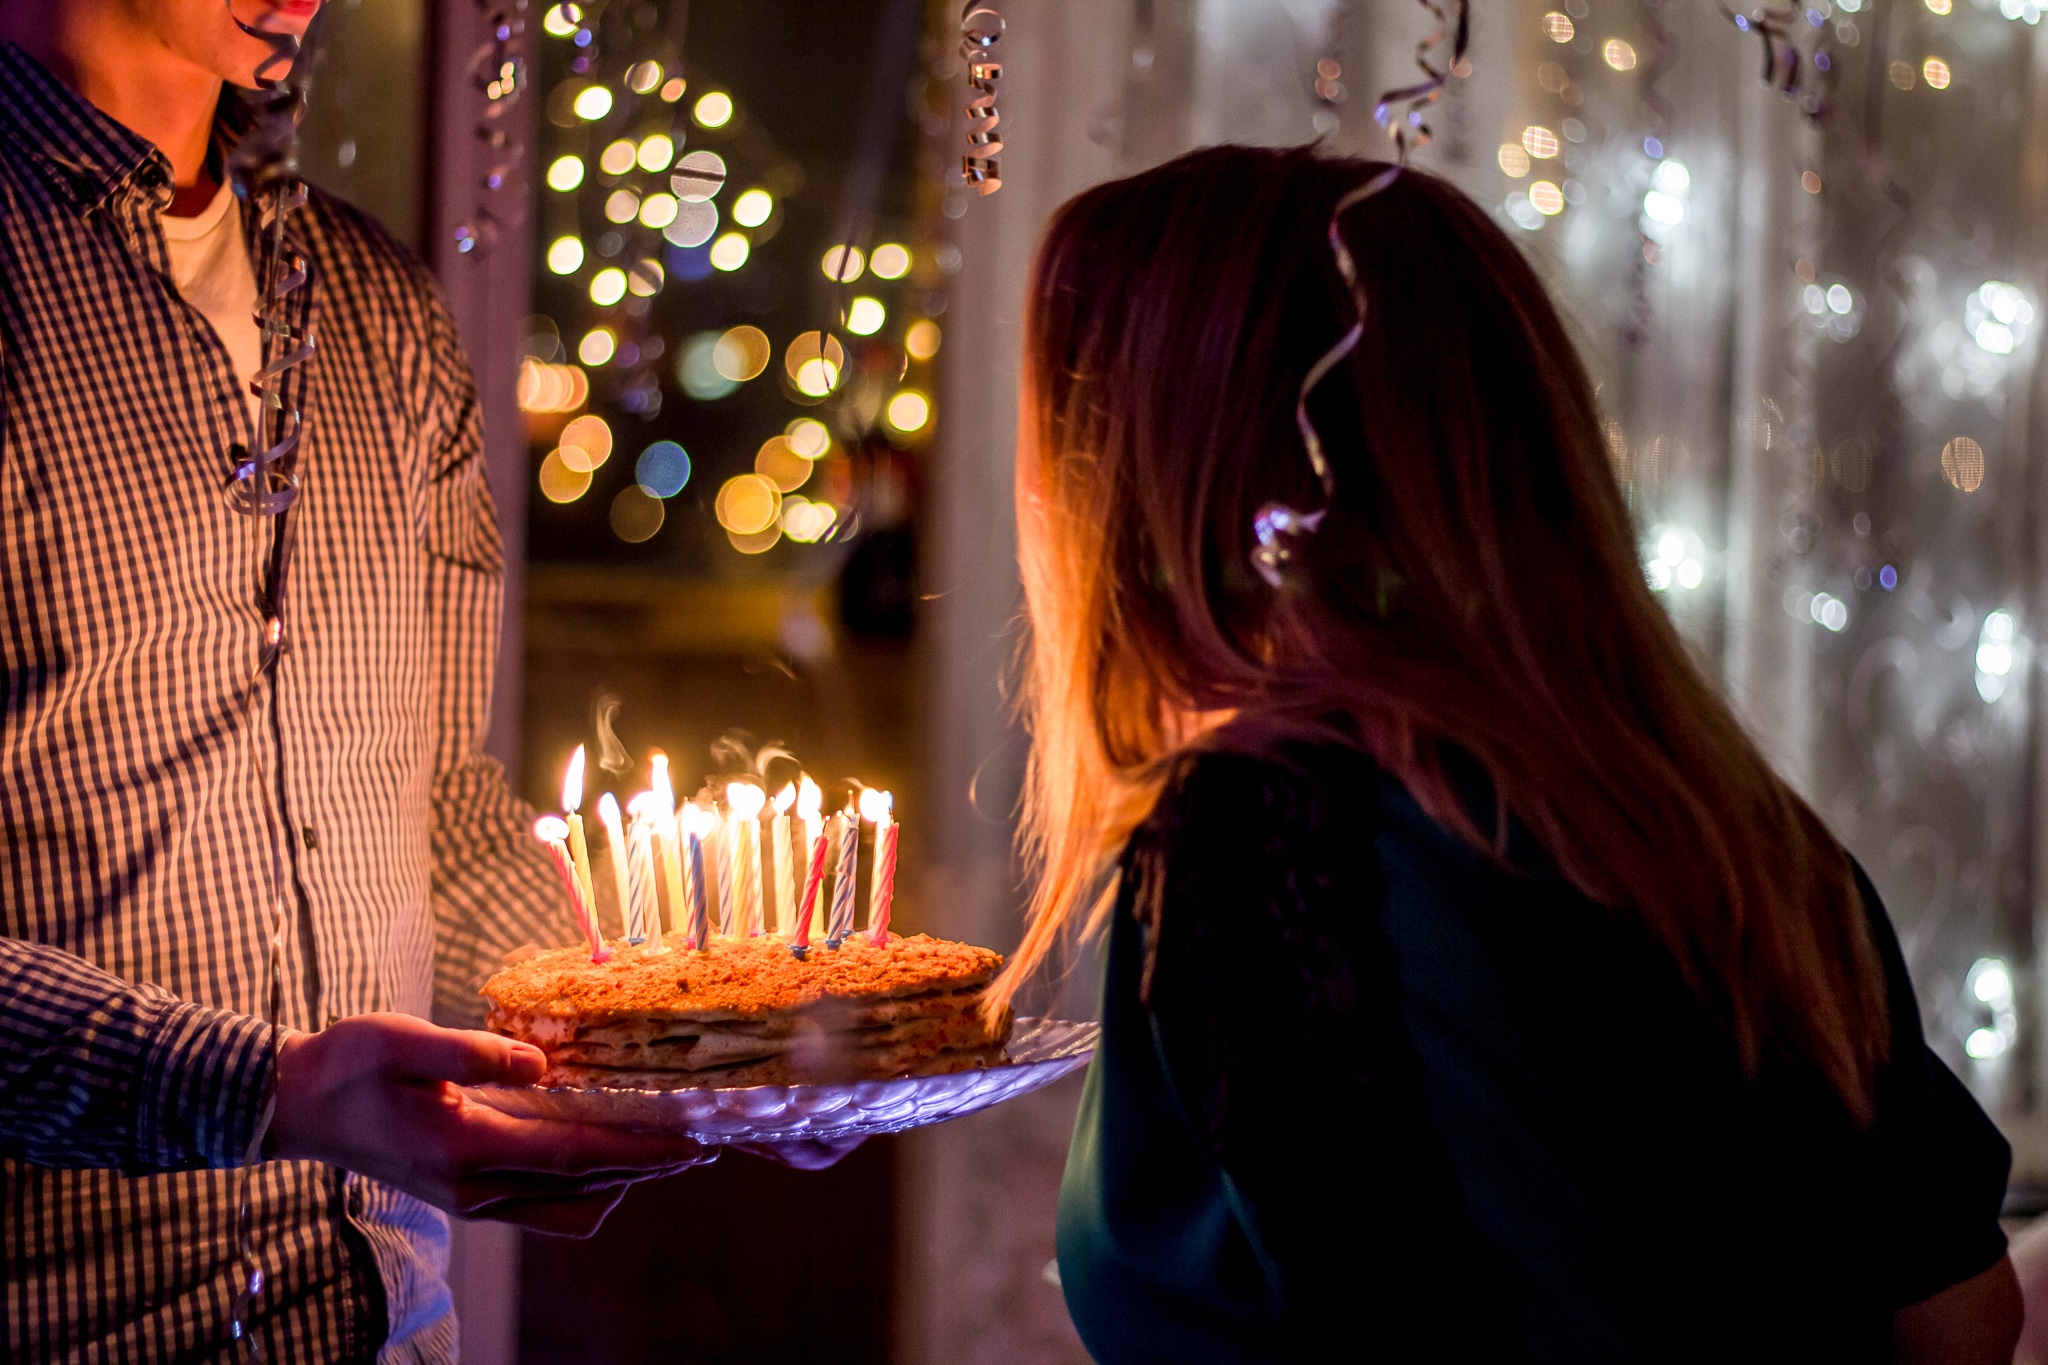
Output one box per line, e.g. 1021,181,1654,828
483,933,1013,1089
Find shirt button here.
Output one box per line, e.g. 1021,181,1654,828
301,825,318,852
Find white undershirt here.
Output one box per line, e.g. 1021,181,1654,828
159,178,264,436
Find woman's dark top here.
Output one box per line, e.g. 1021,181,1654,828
1056,744,2011,1363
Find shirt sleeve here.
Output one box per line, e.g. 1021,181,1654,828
1854,862,2013,1308
1129,745,1486,1348
0,938,276,1172
414,275,575,1027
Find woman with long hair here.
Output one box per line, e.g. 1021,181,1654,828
990,145,2019,1361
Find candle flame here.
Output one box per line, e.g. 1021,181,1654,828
562,745,587,813
597,790,624,831
726,781,766,821
534,815,570,842
681,802,718,838
858,787,893,823
649,751,673,807
772,782,797,814
626,791,660,821
797,776,822,820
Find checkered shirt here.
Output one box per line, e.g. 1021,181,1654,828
0,42,569,1364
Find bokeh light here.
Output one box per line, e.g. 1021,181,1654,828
885,390,931,433
732,188,773,227
605,188,641,223
538,449,592,503
1943,436,1985,492
1923,56,1951,89
780,496,839,543
1604,38,1637,70
545,155,584,191
659,77,685,102
573,85,613,121
541,4,581,38
905,319,942,361
1498,144,1530,177
637,133,676,172
1529,181,1564,215
679,331,739,399
713,325,772,381
636,441,691,497
516,359,588,414
662,200,718,248
869,243,912,279
578,327,615,366
599,139,638,175
785,331,845,397
626,60,663,93
786,417,832,459
845,297,886,336
638,193,679,229
756,436,814,492
709,233,750,271
1522,125,1559,159
589,267,627,306
610,485,665,542
558,414,613,472
627,258,664,296
728,525,782,554
693,91,734,128
546,236,584,274
1541,11,1574,41
821,245,865,282
716,473,781,535
671,150,727,201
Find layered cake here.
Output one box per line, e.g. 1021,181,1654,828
483,933,1013,1089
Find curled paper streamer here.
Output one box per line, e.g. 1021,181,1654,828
1253,0,1469,589
456,0,531,256
959,3,1004,194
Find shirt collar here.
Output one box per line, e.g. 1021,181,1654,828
0,41,176,215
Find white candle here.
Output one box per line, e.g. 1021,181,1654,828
770,783,797,936
561,746,598,938
726,781,766,936
647,756,687,946
828,805,859,943
860,788,893,934
798,776,824,866
597,792,638,942
625,793,665,951
534,815,607,962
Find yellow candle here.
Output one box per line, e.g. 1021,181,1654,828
562,745,597,936
770,783,797,936
648,756,688,944
726,781,766,936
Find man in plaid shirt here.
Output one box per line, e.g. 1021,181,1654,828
0,1,712,1359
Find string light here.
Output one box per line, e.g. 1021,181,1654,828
756,436,814,492
638,193,679,229
659,77,686,102
578,327,616,366
845,297,886,335
605,188,641,223
539,449,592,503
546,236,584,274
716,473,781,535
712,325,772,382
820,245,865,282
545,155,584,191
905,319,941,361
626,60,664,93
885,390,931,433
541,4,581,38
869,243,912,279
693,91,734,128
573,85,613,121
786,417,831,458
709,232,750,271
599,139,638,175
732,188,773,227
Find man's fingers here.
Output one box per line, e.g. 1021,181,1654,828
459,1188,628,1239
451,1101,711,1176
370,1017,544,1087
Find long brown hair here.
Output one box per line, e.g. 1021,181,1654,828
989,145,1889,1120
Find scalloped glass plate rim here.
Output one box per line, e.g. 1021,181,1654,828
464,1017,1098,1144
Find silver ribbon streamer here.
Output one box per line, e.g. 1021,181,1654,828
960,3,1004,194
1253,1,1469,589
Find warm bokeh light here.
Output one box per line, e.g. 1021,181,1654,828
558,414,613,471
516,358,588,413
627,258,664,297
727,525,782,555
716,473,781,535
541,4,581,37
638,192,679,229
709,232,749,271
546,236,584,274
588,268,627,307
885,390,931,433
1529,181,1565,215
578,327,615,366
599,139,637,175
626,60,663,93
786,417,831,459
573,85,613,121
845,296,886,336
1943,436,1985,492
1603,38,1636,70
545,155,584,192
905,319,941,361
637,133,676,172
1923,56,1951,89
610,485,665,542
869,243,912,279
693,90,734,127
659,77,686,102
538,448,592,503
671,150,727,201
732,188,773,227
712,325,772,382
755,436,813,492
820,245,865,282
605,188,641,223
785,332,846,397
1497,143,1531,177
1522,125,1559,159
1541,11,1574,41
780,496,839,543
1926,0,1953,13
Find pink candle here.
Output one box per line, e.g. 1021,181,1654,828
535,816,610,962
867,822,900,945
792,831,830,950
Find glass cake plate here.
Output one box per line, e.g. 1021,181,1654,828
465,1017,1098,1145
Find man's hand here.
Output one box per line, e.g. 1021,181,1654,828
269,1014,713,1238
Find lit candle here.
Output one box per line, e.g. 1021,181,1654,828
868,821,900,945
726,781,766,936
597,792,639,943
625,793,665,951
860,788,893,934
770,783,798,936
681,801,714,950
648,755,688,947
828,804,859,944
561,746,599,942
534,815,609,962
792,828,830,951
798,776,824,865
